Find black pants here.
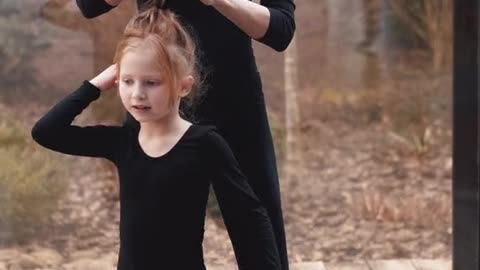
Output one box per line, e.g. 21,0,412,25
123,73,289,270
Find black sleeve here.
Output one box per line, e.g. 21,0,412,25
31,81,125,162
76,0,118,18
257,0,296,52
204,130,281,270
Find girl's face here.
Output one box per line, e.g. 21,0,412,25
118,48,176,123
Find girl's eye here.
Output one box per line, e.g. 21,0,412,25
122,79,133,85
145,80,161,86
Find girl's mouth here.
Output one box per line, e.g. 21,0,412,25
132,105,151,111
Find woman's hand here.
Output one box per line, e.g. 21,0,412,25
198,0,270,41
104,0,123,6
199,0,218,6
89,65,118,91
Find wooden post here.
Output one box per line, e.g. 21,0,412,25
453,0,479,269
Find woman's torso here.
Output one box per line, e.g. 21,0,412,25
136,0,261,91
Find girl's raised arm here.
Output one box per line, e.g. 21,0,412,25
31,79,125,162
203,129,281,270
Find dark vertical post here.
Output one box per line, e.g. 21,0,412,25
453,1,479,270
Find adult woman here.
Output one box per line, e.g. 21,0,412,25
76,0,295,269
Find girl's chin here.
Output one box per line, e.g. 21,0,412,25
129,112,150,122
128,108,173,123
129,113,165,123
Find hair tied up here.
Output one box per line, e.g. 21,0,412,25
141,0,167,11
156,0,167,8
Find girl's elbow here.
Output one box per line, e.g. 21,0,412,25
31,124,45,144
31,122,52,146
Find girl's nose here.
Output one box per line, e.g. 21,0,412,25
132,85,146,100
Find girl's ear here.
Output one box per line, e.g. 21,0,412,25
179,75,194,97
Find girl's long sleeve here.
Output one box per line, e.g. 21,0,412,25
75,0,117,18
257,0,296,52
204,130,281,270
31,81,124,162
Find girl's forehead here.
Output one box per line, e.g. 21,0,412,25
122,48,156,61
119,50,164,77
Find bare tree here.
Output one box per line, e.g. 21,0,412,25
357,0,382,53
385,0,453,72
283,33,301,181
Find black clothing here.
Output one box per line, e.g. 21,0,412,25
75,1,295,269
31,81,281,270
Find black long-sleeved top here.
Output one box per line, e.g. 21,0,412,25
76,0,295,52
31,81,281,270
75,1,295,113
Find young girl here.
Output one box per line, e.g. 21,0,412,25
31,6,281,270
76,1,295,269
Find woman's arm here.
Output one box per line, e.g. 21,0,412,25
31,80,124,162
76,0,121,18
204,0,296,52
204,130,281,270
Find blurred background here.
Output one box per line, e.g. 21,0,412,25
0,0,452,269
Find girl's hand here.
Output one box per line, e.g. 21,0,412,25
89,65,118,91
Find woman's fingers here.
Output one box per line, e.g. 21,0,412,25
199,0,216,6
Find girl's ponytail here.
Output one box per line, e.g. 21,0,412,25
140,0,167,11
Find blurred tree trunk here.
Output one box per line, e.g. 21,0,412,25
283,33,301,181
40,0,135,125
357,0,382,53
385,0,453,72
